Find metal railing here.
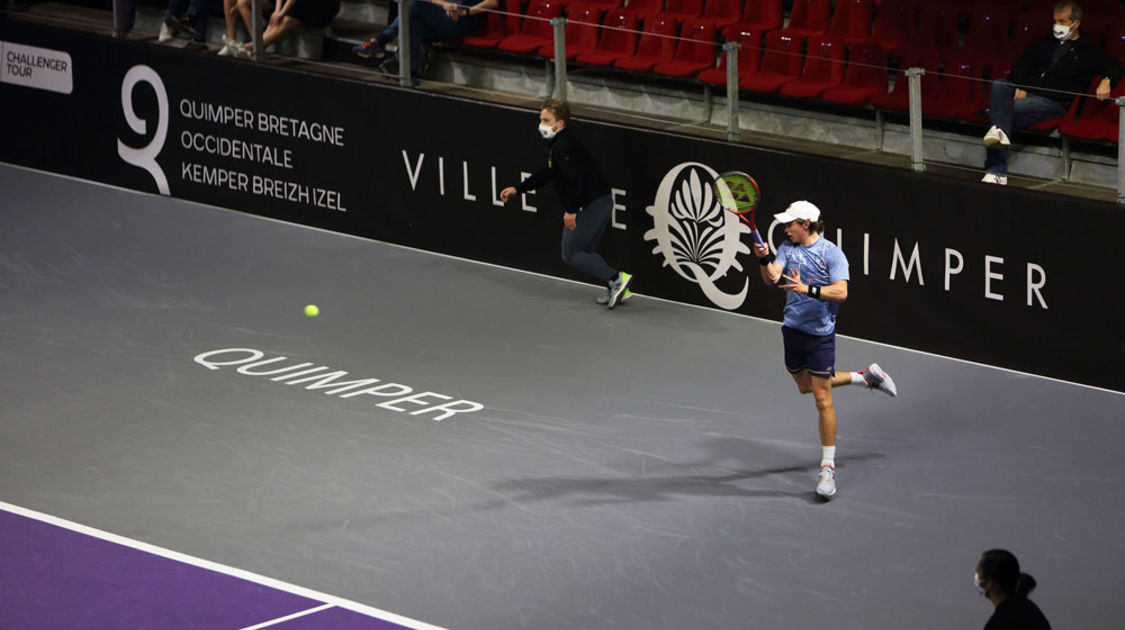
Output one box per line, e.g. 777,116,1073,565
519,11,1123,204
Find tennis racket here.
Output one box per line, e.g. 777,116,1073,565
713,170,764,246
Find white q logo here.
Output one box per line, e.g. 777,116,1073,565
117,65,169,195
644,162,752,310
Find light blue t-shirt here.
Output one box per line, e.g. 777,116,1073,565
775,236,850,336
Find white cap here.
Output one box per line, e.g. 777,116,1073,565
773,200,821,223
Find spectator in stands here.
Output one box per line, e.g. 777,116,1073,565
499,99,633,309
158,0,214,48
352,0,499,78
974,549,1052,630
980,1,1121,185
219,0,339,57
113,0,138,36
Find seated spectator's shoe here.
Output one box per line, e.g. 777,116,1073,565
980,173,1008,185
596,288,632,305
167,15,197,36
158,23,174,42
860,363,898,397
816,464,836,499
217,34,238,56
353,37,387,59
982,125,1011,147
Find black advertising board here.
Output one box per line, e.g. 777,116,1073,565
3,21,1122,391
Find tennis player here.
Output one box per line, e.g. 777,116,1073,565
752,200,897,499
500,99,632,308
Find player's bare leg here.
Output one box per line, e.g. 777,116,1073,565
827,368,898,396
790,370,838,498
789,371,838,446
809,376,836,448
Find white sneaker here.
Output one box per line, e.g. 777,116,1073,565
217,35,235,55
218,35,249,57
861,363,898,397
158,23,174,42
981,173,1008,185
816,464,836,498
982,125,1011,147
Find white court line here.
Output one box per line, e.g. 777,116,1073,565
239,603,335,630
2,161,1122,398
0,501,450,630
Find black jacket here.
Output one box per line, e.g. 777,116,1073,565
515,127,610,214
1011,33,1123,104
984,596,1051,630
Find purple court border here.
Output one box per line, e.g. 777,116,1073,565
0,501,447,630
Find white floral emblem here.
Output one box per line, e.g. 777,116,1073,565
644,162,751,310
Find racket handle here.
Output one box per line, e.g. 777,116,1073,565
736,213,765,247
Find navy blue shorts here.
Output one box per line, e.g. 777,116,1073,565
782,326,836,378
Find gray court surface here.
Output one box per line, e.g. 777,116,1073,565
2,162,1124,630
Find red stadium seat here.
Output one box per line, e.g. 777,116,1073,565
736,0,782,32
697,0,742,29
1077,7,1119,48
654,18,718,76
1002,9,1047,64
925,53,986,119
827,0,873,44
462,0,526,48
582,0,624,8
1103,22,1125,62
575,8,638,65
1027,76,1101,132
620,0,663,19
782,0,831,38
497,0,563,53
740,30,805,92
697,26,764,85
870,48,940,111
822,41,889,105
1059,81,1125,142
779,34,845,98
961,4,1015,68
614,14,681,71
661,0,704,21
868,0,914,55
910,2,959,55
539,4,605,58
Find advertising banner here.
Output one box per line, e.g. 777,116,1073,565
2,21,1122,391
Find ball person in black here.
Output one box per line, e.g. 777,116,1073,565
501,99,632,308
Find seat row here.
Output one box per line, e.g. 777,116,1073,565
456,0,1125,142
464,0,1125,67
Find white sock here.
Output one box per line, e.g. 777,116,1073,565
821,446,836,468
850,372,866,385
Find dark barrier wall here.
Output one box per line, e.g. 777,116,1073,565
3,22,1123,391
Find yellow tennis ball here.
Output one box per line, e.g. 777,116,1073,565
304,304,319,317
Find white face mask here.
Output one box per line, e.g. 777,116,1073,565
974,572,986,595
538,122,559,140
1053,23,1072,40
